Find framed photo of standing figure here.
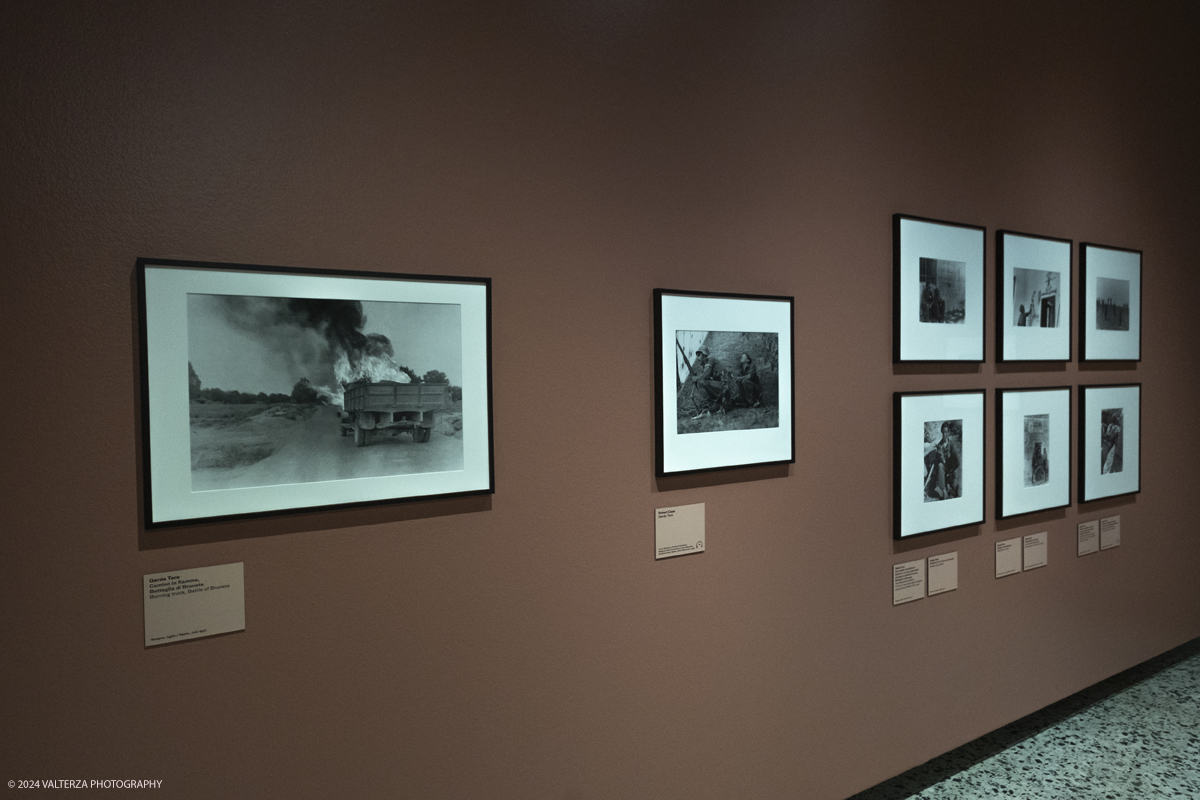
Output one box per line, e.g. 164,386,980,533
139,258,494,528
893,214,986,362
997,230,1072,361
655,289,795,476
1080,243,1141,361
1079,384,1141,502
894,390,985,539
997,387,1071,518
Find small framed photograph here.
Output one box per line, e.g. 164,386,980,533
1080,243,1141,361
996,230,1072,361
1079,384,1141,502
996,387,1071,518
139,258,494,527
893,214,986,362
893,390,985,539
655,289,794,476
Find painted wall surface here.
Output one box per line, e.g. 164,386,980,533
3,2,1199,798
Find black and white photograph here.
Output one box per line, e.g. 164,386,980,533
996,230,1072,362
656,290,794,476
1080,384,1140,502
1023,414,1050,486
1081,242,1141,361
894,390,984,538
923,419,962,502
1100,408,1124,473
996,387,1070,519
1094,278,1130,331
918,258,966,324
1013,269,1061,328
675,331,779,434
187,294,464,492
140,259,493,527
894,214,985,362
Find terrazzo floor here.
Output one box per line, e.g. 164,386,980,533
848,638,1200,800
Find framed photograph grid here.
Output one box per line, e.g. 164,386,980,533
893,390,985,539
996,230,1072,362
996,386,1071,519
654,289,795,477
139,258,494,527
893,214,986,363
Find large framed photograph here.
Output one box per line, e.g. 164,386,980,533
893,390,985,539
138,258,493,527
893,214,986,362
997,387,1071,518
996,230,1072,361
655,289,794,476
1080,243,1141,361
1079,384,1141,502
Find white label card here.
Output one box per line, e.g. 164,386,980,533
1023,532,1048,570
995,538,1022,578
144,563,245,647
1100,515,1121,550
893,559,926,605
655,503,705,560
927,552,958,596
1078,520,1100,556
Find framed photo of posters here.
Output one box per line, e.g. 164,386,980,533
997,387,1071,518
893,214,986,362
893,390,985,539
138,258,494,528
1079,384,1141,502
654,289,794,476
1080,243,1141,361
997,230,1072,361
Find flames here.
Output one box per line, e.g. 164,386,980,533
317,351,412,406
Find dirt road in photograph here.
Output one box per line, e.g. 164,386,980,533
191,405,463,491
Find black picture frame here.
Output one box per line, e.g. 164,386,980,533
996,230,1073,362
138,258,494,528
893,389,986,539
1079,242,1142,362
893,213,987,363
655,288,795,477
1078,383,1141,502
996,386,1072,519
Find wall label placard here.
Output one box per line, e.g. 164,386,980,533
995,538,1022,578
1100,515,1121,550
927,552,958,596
655,503,705,560
1078,520,1100,556
893,559,926,605
143,562,245,647
1023,532,1048,570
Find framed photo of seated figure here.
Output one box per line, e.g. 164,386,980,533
996,387,1071,519
893,214,986,362
894,390,985,539
654,289,795,476
1080,243,1141,361
139,258,494,528
1079,384,1141,502
996,230,1072,361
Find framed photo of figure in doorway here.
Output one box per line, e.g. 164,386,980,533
997,230,1072,362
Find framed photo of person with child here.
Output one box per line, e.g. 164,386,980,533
894,390,985,539
654,289,795,476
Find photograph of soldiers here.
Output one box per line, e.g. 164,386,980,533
1100,408,1124,474
918,257,966,324
675,330,778,434
1095,277,1131,332
923,419,963,502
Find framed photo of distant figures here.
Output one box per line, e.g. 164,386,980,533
1079,384,1141,502
893,214,986,362
997,230,1072,361
1080,243,1141,361
894,390,985,539
138,258,494,528
997,387,1071,519
654,289,794,476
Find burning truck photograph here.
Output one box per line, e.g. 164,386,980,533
186,294,464,492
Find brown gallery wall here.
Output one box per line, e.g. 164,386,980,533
3,2,1199,798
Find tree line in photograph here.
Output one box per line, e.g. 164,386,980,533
188,362,462,405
